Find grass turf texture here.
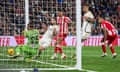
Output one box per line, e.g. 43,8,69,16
0,46,120,72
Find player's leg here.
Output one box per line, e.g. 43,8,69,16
108,36,117,58
72,32,90,58
35,40,51,59
82,32,91,40
51,45,66,59
58,34,66,59
21,45,39,62
51,37,66,59
35,39,44,58
22,45,33,59
25,47,38,61
23,45,37,56
101,38,107,57
35,45,44,59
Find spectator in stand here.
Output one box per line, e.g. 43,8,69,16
0,0,119,36
0,22,4,35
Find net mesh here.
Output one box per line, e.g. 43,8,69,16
0,0,119,71
0,0,77,69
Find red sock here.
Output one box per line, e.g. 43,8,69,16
102,45,106,53
54,45,63,54
109,46,115,54
54,47,59,53
58,47,63,54
55,45,63,54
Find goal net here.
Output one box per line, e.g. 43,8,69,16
0,0,81,71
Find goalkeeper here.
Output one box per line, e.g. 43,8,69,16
11,24,40,61
11,45,37,61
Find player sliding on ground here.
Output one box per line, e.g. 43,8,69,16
34,18,60,59
10,24,40,61
10,45,38,62
98,15,117,58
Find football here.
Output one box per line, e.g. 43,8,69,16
7,48,14,56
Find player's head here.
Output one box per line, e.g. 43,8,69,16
28,24,33,30
97,15,105,24
57,9,64,17
83,3,90,13
50,18,56,25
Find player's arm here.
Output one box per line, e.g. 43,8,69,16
83,16,96,23
102,27,107,42
10,46,22,59
66,17,72,24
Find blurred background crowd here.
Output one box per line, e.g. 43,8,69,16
0,0,120,36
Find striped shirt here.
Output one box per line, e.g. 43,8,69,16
57,16,71,34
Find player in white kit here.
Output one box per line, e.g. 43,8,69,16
39,25,58,48
72,4,95,58
34,18,59,59
82,3,94,40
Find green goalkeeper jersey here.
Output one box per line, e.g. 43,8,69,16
24,29,39,45
15,45,37,59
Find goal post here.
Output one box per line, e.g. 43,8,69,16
75,0,82,70
25,0,29,31
0,0,82,71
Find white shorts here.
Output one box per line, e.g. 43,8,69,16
39,38,52,48
82,32,91,40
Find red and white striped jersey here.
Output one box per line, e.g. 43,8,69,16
57,16,71,34
101,20,117,36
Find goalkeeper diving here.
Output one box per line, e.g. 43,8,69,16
10,18,59,60
9,24,40,61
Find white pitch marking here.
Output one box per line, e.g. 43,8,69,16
0,53,97,72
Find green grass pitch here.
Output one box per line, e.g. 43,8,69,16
0,46,120,72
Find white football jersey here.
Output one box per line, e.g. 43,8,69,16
42,25,59,39
82,11,94,33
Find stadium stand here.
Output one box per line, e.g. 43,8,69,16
0,0,119,35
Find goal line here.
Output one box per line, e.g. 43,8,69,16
0,53,96,72
0,53,72,68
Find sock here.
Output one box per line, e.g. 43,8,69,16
55,45,63,54
54,53,57,56
102,44,106,53
37,46,43,56
61,53,65,56
54,47,59,53
109,46,115,54
37,49,41,56
34,49,42,59
58,47,63,54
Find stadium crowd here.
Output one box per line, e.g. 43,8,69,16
0,0,120,36
0,0,25,35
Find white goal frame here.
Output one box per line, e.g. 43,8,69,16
0,0,82,71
